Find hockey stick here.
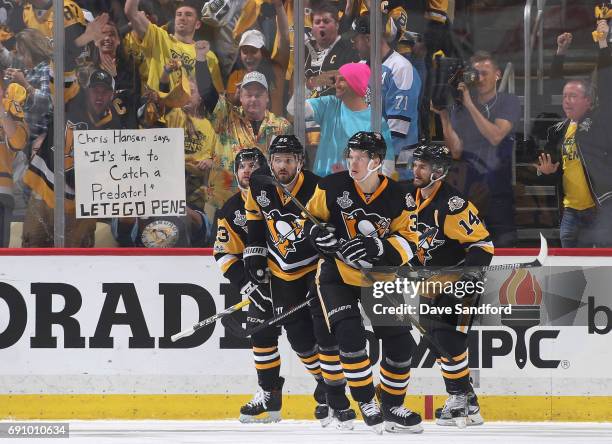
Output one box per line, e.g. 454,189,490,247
171,299,250,342
222,296,316,338
415,233,548,275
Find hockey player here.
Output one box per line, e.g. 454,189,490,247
410,143,494,428
305,131,423,434
243,135,355,428
214,147,286,422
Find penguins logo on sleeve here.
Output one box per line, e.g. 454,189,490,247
341,209,391,239
264,210,305,258
415,222,444,264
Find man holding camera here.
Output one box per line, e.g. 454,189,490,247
432,51,521,247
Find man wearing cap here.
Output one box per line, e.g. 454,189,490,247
22,69,125,247
195,45,291,216
225,8,290,118
352,14,422,181
0,83,28,247
294,62,395,178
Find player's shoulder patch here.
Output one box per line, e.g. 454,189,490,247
336,190,353,209
405,192,417,210
447,195,467,213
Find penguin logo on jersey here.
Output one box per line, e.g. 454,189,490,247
341,209,391,239
233,210,247,231
264,210,305,258
337,191,353,209
256,190,271,207
415,223,444,264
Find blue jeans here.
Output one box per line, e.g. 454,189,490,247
560,207,596,248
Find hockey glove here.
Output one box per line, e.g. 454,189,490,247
244,246,269,283
309,223,339,255
455,270,486,299
241,280,273,312
339,235,384,264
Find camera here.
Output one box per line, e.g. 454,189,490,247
431,56,479,110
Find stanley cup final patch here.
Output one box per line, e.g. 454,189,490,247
337,191,353,209
233,210,247,228
256,190,271,207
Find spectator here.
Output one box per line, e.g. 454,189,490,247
294,62,395,177
537,20,611,247
304,1,359,98
352,14,421,181
0,83,28,247
226,1,290,117
201,0,247,78
22,69,126,247
195,43,291,214
432,51,521,247
2,28,52,151
124,0,224,98
91,20,141,129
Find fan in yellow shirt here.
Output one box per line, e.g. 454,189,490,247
124,0,224,101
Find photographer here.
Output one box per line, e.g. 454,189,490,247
432,51,521,247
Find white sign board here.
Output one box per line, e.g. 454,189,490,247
74,128,186,218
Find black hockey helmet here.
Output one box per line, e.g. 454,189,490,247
413,143,452,174
269,134,304,159
234,147,267,174
345,131,387,161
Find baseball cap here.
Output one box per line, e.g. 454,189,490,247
239,29,266,49
88,69,115,91
241,71,268,90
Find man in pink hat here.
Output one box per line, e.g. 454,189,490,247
297,62,395,177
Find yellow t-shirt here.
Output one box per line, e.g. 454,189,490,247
23,0,85,38
140,23,224,94
165,108,222,210
562,122,596,210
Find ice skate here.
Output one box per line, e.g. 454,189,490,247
436,391,484,426
436,393,469,428
358,398,384,434
239,378,284,423
381,403,423,433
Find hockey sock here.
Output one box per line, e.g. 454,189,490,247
319,344,350,410
252,344,282,391
433,329,471,394
334,317,374,402
379,356,412,406
296,345,322,378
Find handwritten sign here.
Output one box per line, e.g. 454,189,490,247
74,128,186,218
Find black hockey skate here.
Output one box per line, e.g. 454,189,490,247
381,403,423,433
313,379,332,427
239,377,284,423
435,391,483,427
358,398,384,434
436,393,471,428
332,407,356,430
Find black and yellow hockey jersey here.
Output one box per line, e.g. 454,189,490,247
245,170,320,281
306,171,418,287
214,190,249,287
411,181,494,267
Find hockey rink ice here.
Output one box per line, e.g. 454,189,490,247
6,420,611,443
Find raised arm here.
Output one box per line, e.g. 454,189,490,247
124,0,151,40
